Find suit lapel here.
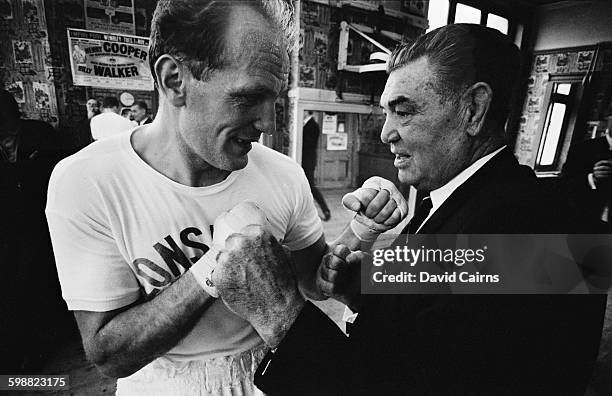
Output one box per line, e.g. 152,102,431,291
411,148,522,234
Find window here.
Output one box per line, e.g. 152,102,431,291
426,0,449,32
535,82,581,173
455,3,481,24
486,13,508,34
426,2,516,41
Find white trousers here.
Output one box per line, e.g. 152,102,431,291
115,344,268,396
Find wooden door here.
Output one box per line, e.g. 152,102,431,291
314,112,357,189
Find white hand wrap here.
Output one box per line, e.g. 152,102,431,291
190,246,221,297
342,176,408,242
190,202,272,297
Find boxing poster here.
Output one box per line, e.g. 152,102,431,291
67,28,154,90
84,0,135,35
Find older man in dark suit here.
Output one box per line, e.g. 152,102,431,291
213,24,606,395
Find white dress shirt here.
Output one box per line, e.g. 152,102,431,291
417,145,507,232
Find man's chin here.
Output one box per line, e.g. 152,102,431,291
397,169,418,187
222,156,249,172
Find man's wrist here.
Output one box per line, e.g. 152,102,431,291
189,247,220,297
259,297,306,349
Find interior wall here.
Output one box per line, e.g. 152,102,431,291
533,1,612,51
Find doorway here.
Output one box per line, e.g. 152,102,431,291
306,111,358,189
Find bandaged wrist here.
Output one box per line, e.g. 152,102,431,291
190,246,221,298
349,215,381,242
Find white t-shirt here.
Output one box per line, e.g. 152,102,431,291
90,112,135,140
46,131,323,362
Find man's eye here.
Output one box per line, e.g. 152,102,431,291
233,96,257,106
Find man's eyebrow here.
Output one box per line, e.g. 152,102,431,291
228,85,276,97
387,96,419,109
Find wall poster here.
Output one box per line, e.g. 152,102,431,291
67,28,154,90
84,0,135,35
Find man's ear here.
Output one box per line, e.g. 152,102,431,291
154,55,186,107
464,82,492,137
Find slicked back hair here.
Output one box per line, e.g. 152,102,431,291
388,24,521,129
149,0,296,83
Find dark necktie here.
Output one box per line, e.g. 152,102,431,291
407,196,432,234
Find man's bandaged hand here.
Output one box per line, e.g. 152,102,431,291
190,202,271,297
213,225,305,348
342,176,408,241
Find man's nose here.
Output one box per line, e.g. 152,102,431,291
253,100,276,135
380,117,400,144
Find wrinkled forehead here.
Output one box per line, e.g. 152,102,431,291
226,29,289,76
380,59,437,107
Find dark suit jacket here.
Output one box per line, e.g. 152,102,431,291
560,136,612,224
255,148,606,395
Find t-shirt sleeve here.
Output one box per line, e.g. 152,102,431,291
283,167,324,251
46,160,140,312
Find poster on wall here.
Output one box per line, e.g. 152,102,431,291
23,0,44,30
327,133,347,151
322,113,337,134
32,81,51,109
5,81,25,103
84,0,135,35
577,51,594,71
67,28,154,90
12,40,33,64
0,0,13,19
535,55,549,73
555,53,569,73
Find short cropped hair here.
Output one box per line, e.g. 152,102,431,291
102,96,120,109
388,24,521,128
149,0,296,82
133,100,148,111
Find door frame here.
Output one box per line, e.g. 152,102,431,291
291,88,383,165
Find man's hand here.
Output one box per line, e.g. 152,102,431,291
342,176,408,242
214,224,305,348
190,201,271,297
593,160,612,188
317,244,366,312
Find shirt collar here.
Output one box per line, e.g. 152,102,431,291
606,133,612,150
418,145,507,231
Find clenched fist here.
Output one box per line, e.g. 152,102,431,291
317,244,368,312
213,224,305,348
342,176,408,242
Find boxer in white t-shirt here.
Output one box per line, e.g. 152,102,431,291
46,1,405,394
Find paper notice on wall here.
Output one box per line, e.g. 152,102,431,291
322,114,337,134
327,133,347,151
67,28,153,90
85,0,135,35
